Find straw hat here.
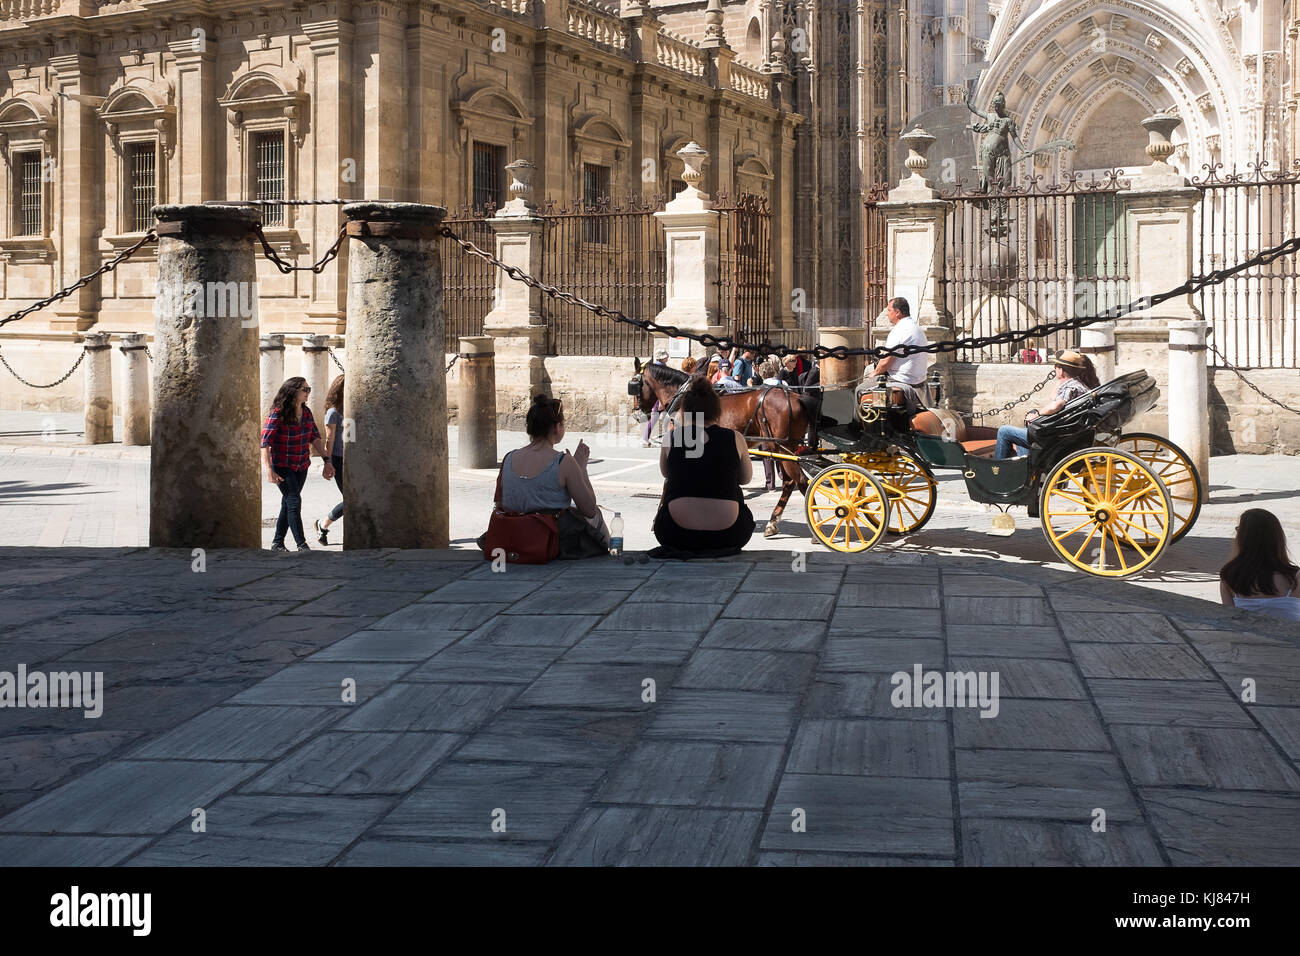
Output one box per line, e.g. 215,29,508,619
654,347,669,360
1052,349,1088,370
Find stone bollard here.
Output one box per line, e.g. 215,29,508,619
82,332,114,444
342,202,449,549
1079,321,1117,384
819,326,867,388
259,333,285,420
458,336,497,469
119,333,150,446
1168,319,1210,487
150,203,261,548
300,334,331,426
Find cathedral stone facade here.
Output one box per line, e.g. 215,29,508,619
0,0,1295,397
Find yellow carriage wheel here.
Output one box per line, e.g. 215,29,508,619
1113,433,1203,544
846,452,938,536
1040,447,1173,578
805,464,891,554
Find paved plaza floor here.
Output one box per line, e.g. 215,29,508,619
1,413,1298,865
0,546,1297,866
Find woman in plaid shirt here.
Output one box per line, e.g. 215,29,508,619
261,377,335,551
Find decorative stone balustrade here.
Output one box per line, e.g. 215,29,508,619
730,58,769,100
566,0,629,51
657,28,707,78
1,0,63,19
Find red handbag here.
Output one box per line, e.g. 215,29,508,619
478,463,560,564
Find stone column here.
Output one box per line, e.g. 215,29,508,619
1078,321,1117,384
82,332,113,444
877,128,952,393
653,143,724,355
49,51,100,332
119,333,150,446
819,326,867,388
483,160,548,426
342,202,448,549
1168,319,1211,487
259,333,285,420
300,334,332,426
150,204,260,548
1119,113,1204,435
458,335,498,470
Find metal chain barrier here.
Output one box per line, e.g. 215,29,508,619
0,231,156,331
1206,341,1300,415
446,353,459,374
0,345,86,389
251,222,348,274
440,224,1300,363
969,369,1058,422
327,346,346,372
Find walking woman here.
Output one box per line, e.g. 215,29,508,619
1219,509,1300,622
315,374,345,546
261,376,334,552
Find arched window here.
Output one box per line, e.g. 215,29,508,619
0,98,55,249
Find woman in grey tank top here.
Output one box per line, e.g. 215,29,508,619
498,395,609,546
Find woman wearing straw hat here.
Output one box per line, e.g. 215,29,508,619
994,349,1100,458
641,347,670,446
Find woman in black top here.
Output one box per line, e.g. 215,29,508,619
653,377,756,553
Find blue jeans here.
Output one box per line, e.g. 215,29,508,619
995,425,1029,459
327,455,344,522
273,465,308,546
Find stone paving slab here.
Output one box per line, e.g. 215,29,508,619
0,546,1297,866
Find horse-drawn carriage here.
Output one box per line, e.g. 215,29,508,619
793,370,1202,578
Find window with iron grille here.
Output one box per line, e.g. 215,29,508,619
583,163,610,243
472,143,506,212
15,151,41,236
253,131,285,226
670,178,687,198
126,142,156,233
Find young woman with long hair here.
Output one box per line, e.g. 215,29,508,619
653,377,755,554
1219,509,1300,622
994,349,1100,458
315,373,345,546
261,376,334,552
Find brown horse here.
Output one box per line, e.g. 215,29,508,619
630,357,815,537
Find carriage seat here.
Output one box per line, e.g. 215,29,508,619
910,410,999,458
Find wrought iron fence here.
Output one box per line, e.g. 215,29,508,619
716,191,773,343
538,195,664,357
941,172,1130,363
1193,159,1300,369
442,203,498,344
863,182,891,323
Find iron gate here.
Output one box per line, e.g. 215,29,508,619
941,172,1130,363
716,191,773,343
1194,160,1300,369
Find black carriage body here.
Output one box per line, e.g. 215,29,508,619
810,370,1160,510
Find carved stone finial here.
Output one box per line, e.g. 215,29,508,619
704,0,725,42
498,159,538,217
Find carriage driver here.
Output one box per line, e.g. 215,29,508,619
856,297,931,416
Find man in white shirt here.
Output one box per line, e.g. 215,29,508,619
858,297,931,415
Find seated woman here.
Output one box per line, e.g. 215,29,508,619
499,394,610,553
653,378,756,555
1219,509,1300,622
995,350,1100,458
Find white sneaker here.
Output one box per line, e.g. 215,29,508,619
641,440,652,447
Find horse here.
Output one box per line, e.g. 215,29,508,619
629,357,815,537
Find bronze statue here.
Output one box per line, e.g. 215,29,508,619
965,88,1075,236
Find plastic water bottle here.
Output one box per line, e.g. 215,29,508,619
609,512,624,556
